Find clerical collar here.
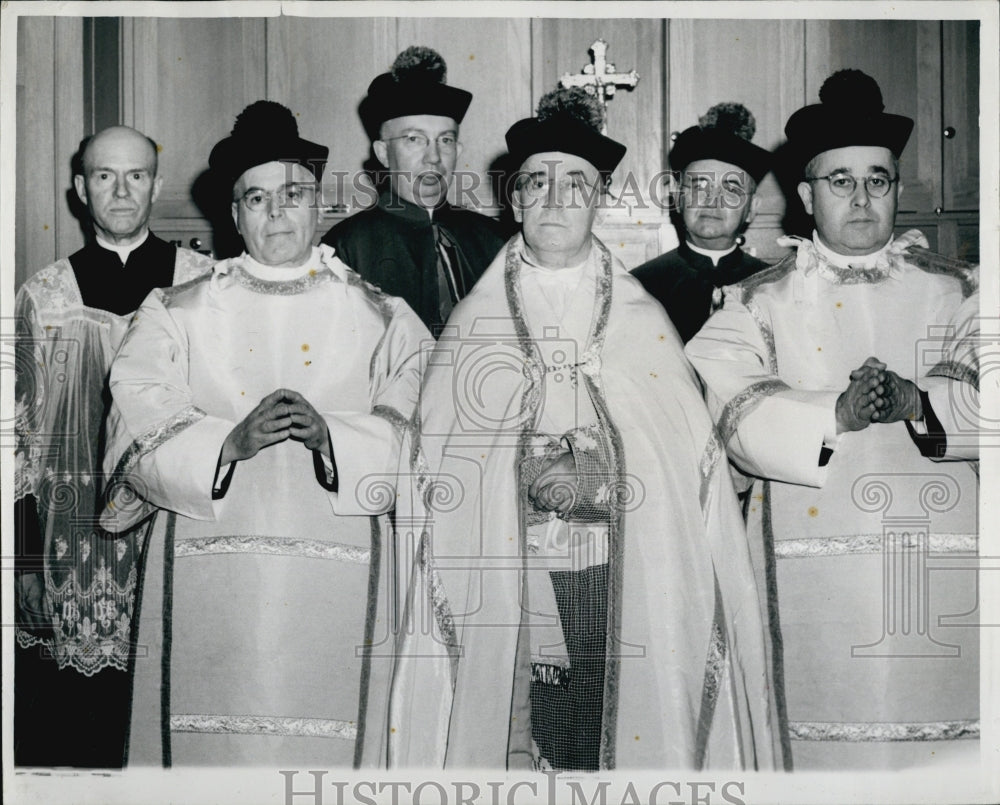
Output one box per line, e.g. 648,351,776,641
812,230,893,269
378,189,446,225
686,241,738,267
241,248,321,282
95,230,149,264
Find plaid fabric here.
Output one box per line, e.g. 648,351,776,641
530,562,608,771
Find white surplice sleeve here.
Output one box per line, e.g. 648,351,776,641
908,291,982,461
101,288,235,531
686,290,839,488
323,300,430,517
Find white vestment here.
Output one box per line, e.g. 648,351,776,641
390,235,775,770
686,230,980,769
101,245,429,766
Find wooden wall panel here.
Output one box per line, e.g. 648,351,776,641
531,19,665,212
805,20,941,214
124,17,267,221
15,17,86,289
395,17,532,214
669,19,804,219
266,17,396,213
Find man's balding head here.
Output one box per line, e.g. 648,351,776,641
73,126,162,246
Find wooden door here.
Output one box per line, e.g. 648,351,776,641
942,20,979,213
123,17,267,250
805,20,942,215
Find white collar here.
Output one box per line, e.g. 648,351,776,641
95,230,149,264
811,230,893,269
686,241,737,266
240,248,321,282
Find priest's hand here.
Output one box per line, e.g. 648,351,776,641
870,370,924,424
528,451,579,516
220,389,294,464
836,357,887,434
281,389,332,458
16,572,52,631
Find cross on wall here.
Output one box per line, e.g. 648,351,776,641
559,38,640,135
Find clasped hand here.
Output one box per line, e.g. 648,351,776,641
835,357,923,434
221,388,330,464
528,451,579,516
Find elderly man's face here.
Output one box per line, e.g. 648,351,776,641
374,115,461,209
514,152,602,268
797,145,900,256
231,161,318,267
73,126,162,246
680,158,758,250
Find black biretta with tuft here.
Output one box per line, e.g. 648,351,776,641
209,100,328,193
784,69,914,169
360,46,473,139
505,86,626,177
669,102,771,183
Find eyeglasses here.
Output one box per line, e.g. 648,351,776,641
805,172,898,199
237,183,317,212
382,132,460,152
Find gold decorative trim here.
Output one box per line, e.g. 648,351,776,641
774,533,976,558
173,535,370,563
789,719,978,742
170,714,357,741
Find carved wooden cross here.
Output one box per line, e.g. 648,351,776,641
559,39,639,134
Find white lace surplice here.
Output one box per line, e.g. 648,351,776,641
14,248,211,675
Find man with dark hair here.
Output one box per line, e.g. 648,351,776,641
101,101,429,767
321,46,505,334
14,125,211,767
390,88,773,772
686,70,979,770
632,102,771,343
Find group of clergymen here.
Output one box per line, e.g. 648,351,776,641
14,46,979,773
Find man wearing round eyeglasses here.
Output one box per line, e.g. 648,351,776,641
632,102,771,343
687,70,979,771
321,46,504,334
100,101,429,767
13,126,213,768
390,88,773,772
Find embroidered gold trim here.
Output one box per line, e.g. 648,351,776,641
231,263,335,296
789,719,978,742
170,714,357,741
717,378,791,446
698,429,724,512
372,404,409,434
774,533,976,558
173,536,370,563
928,360,980,392
110,406,207,481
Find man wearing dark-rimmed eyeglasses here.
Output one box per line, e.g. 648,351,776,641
687,69,979,771
99,100,429,767
321,46,504,334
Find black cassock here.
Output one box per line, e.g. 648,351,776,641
321,190,505,334
631,241,768,343
15,233,187,769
